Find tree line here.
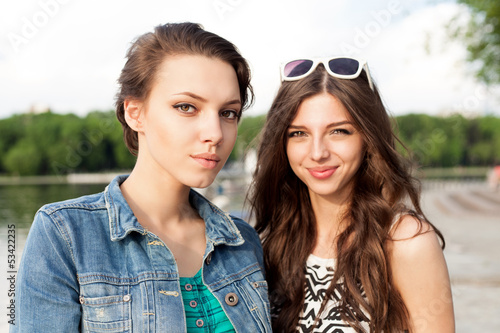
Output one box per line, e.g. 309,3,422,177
0,110,499,176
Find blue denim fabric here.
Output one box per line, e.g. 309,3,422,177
11,175,271,332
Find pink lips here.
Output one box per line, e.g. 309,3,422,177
307,166,337,179
191,153,221,169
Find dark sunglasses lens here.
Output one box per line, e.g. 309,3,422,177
284,60,314,78
328,58,360,75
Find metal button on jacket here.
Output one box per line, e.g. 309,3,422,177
225,292,238,306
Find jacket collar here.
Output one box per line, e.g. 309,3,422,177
104,175,244,246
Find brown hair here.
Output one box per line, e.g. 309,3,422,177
115,22,254,155
248,65,445,332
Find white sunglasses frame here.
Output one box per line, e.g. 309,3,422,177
280,57,374,91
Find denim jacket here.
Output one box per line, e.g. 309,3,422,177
12,175,271,332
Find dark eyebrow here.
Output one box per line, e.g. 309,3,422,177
173,92,241,107
288,121,353,130
224,99,242,106
173,92,208,103
326,121,353,128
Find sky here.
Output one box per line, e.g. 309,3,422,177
0,0,499,119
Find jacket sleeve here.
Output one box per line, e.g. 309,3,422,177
11,210,81,332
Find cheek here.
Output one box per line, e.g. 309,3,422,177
224,124,238,146
343,141,365,167
286,142,303,168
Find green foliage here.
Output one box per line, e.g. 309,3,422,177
230,114,266,162
395,113,467,167
0,111,498,176
395,113,499,167
0,111,136,176
451,0,500,84
4,139,43,175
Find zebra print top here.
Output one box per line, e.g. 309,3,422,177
296,254,370,333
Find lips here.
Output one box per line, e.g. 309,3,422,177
307,166,337,179
191,153,221,170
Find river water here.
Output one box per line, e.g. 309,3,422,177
0,182,107,330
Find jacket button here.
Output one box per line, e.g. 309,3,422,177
225,292,238,306
196,319,204,327
123,295,131,302
205,253,212,265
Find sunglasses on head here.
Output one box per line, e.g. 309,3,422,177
280,57,374,91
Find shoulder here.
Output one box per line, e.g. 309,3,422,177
36,190,104,215
38,192,106,216
33,192,108,239
231,216,261,244
388,214,442,260
387,217,455,331
387,214,450,303
231,215,264,269
23,195,108,269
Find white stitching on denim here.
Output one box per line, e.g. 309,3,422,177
147,241,164,246
159,290,179,297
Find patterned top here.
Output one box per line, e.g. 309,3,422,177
179,270,235,332
296,254,370,333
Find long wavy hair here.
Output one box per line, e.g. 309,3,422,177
248,65,444,332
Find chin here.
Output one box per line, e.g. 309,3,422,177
308,184,340,197
187,177,217,189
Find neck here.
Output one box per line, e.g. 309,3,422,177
310,192,349,230
309,192,351,258
120,155,196,232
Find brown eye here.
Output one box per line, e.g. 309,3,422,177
220,110,238,119
174,103,196,113
288,131,306,138
331,129,351,135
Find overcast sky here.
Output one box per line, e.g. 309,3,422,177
0,0,499,119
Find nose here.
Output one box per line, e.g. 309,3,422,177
200,111,223,147
310,136,329,161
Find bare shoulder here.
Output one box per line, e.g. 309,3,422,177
388,215,455,332
388,214,442,259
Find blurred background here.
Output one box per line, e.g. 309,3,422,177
1,0,499,331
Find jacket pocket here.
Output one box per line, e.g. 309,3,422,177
80,294,132,333
247,277,271,321
231,274,271,332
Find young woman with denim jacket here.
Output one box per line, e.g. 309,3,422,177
13,23,271,332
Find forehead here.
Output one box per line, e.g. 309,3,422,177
152,54,240,98
291,93,351,124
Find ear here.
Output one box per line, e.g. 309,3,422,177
123,99,145,132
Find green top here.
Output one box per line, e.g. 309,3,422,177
179,269,236,332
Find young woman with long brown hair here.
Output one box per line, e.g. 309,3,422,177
248,57,454,332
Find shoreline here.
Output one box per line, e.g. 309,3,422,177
0,172,125,186
0,166,491,186
0,174,488,186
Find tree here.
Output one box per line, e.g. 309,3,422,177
4,139,43,175
230,115,266,162
451,0,500,84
